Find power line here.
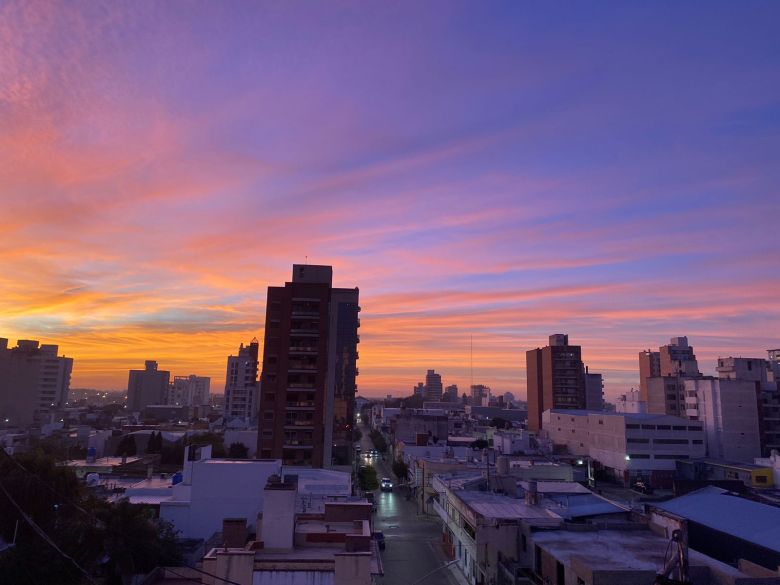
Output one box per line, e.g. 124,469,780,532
0,476,99,585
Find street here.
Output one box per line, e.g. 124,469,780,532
359,431,461,585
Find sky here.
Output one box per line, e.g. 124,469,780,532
1,1,779,400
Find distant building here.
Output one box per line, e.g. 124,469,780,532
223,340,260,423
443,384,459,402
544,410,706,487
0,338,73,427
615,388,646,413
639,336,702,416
257,264,360,467
470,384,490,406
127,360,169,413
584,367,604,410
526,334,586,432
413,382,425,397
169,375,210,407
424,369,443,401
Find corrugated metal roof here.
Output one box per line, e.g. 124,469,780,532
653,486,780,552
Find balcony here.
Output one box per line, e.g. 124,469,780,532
291,311,320,318
283,442,314,449
286,402,316,410
290,329,319,336
287,386,316,392
289,346,318,354
285,421,315,429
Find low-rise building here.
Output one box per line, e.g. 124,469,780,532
198,477,381,585
543,410,705,487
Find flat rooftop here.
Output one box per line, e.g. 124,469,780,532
453,490,561,522
532,529,745,578
518,481,591,494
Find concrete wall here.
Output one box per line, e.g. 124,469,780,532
160,458,281,540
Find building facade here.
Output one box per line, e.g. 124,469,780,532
256,264,359,467
0,338,73,427
584,368,604,410
223,340,260,423
127,360,170,413
169,375,211,407
543,410,706,487
526,334,586,432
424,369,443,401
639,336,702,415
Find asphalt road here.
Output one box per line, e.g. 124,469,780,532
359,431,460,585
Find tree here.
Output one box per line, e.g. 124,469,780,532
146,431,163,454
228,442,249,459
185,432,226,458
392,458,409,482
490,417,509,430
115,434,137,457
352,428,362,443
369,430,388,453
0,451,181,585
358,465,379,491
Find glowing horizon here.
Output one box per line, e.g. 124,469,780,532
1,1,778,400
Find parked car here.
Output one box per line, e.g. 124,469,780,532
373,531,385,550
380,477,394,492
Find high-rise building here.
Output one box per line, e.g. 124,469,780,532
257,264,359,467
0,338,73,427
639,337,702,415
413,382,425,397
223,340,260,422
424,370,443,401
170,375,211,407
470,384,491,406
584,367,604,410
127,360,170,412
443,384,459,402
767,348,780,383
526,334,586,432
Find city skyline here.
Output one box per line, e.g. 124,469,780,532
2,2,779,398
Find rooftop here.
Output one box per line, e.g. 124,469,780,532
652,486,780,553
532,529,744,578
517,481,591,494
453,490,561,522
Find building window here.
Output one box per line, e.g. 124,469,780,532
627,438,649,444
641,425,656,430
628,453,650,459
672,425,686,430
264,411,274,420
626,424,640,429
654,439,688,444
657,425,671,430
692,439,703,445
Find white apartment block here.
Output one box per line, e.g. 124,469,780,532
543,410,705,487
684,377,762,462
169,375,211,407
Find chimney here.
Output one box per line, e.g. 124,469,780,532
222,518,248,548
261,475,297,550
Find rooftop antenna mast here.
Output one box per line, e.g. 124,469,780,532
470,334,473,392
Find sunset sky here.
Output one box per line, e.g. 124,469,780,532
1,1,778,400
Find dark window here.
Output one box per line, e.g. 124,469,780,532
626,424,640,429
627,438,649,444
654,439,688,444
657,425,671,430
672,425,686,430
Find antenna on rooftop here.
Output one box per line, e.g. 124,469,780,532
470,334,473,391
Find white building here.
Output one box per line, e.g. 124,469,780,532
684,377,762,462
223,340,259,423
492,429,531,455
169,375,210,407
615,388,647,413
158,445,352,540
543,410,705,487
